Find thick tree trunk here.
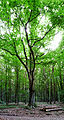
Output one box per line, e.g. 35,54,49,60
29,88,35,106
28,74,35,106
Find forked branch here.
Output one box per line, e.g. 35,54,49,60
32,26,55,46
25,23,35,73
13,40,29,73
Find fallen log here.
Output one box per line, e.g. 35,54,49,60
46,108,63,112
44,106,60,109
40,106,63,112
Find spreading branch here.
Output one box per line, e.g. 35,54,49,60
26,10,33,24
25,10,40,26
1,48,27,60
28,12,40,23
32,26,55,46
20,19,25,27
35,60,56,65
35,53,45,60
2,48,16,56
13,40,29,73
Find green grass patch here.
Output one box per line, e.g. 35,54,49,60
0,104,26,109
0,105,18,109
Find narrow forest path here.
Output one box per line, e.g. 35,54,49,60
0,103,64,120
0,115,64,120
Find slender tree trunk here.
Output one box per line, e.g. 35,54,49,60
55,77,58,101
53,81,55,104
52,65,56,104
43,68,47,102
50,78,52,104
1,79,3,101
48,67,51,103
5,64,8,105
8,66,11,103
25,72,27,104
56,77,60,103
8,78,11,103
59,68,62,89
46,82,49,103
0,71,3,102
15,66,19,104
63,73,64,87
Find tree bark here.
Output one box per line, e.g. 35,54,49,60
28,73,35,106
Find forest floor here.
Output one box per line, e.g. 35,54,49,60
0,102,64,120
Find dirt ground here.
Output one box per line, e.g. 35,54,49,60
0,103,64,120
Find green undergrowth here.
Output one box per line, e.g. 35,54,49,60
0,104,26,109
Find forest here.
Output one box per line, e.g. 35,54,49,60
0,0,64,119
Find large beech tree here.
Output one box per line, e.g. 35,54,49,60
0,0,64,105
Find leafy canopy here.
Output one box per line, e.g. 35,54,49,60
0,0,64,70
